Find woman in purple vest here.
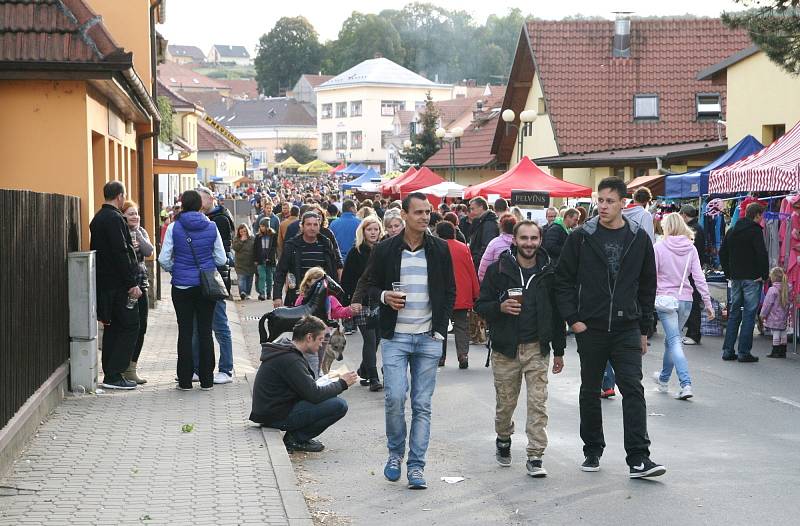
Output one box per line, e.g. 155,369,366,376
158,190,228,390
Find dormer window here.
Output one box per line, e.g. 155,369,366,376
633,94,659,120
696,93,722,120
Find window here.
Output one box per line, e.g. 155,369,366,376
321,103,332,119
633,94,659,120
415,100,426,111
321,133,333,150
614,167,625,179
350,131,363,149
335,132,347,150
537,97,546,115
336,102,347,118
350,100,362,117
409,121,417,137
381,131,393,149
762,124,786,145
696,93,722,119
381,100,405,116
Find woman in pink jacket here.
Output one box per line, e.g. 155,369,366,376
653,214,715,401
478,215,517,282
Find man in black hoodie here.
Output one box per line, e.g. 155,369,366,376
555,177,665,479
250,316,357,452
719,202,768,362
468,196,500,272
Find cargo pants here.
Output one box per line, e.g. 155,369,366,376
492,342,550,459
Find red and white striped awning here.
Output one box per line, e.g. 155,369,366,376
709,120,800,193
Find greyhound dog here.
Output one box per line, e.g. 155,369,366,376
258,274,345,343
321,323,347,375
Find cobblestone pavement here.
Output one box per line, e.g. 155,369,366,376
0,287,309,526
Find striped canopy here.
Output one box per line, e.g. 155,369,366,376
709,121,800,193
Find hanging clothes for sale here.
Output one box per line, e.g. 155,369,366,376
784,195,800,304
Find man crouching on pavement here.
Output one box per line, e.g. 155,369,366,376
250,316,358,452
474,220,566,477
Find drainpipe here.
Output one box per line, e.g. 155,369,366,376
149,0,164,299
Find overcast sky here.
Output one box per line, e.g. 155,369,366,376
158,0,746,55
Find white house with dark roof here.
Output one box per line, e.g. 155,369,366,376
166,44,205,65
315,56,453,170
207,44,251,66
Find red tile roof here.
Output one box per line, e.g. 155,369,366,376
0,0,130,64
301,74,334,88
218,79,259,99
197,118,247,157
157,62,227,90
494,18,752,161
156,79,197,110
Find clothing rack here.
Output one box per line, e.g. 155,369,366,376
700,192,799,202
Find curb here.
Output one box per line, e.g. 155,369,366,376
227,301,314,526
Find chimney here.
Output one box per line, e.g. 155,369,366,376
612,13,632,58
473,100,484,122
374,52,383,59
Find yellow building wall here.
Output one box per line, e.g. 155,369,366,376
512,71,560,165
726,52,800,146
87,0,153,94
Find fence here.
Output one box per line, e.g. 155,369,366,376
0,190,80,430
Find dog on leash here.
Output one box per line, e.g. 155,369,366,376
321,324,347,375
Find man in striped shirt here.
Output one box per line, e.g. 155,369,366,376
354,192,456,490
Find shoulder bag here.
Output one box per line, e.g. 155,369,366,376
654,253,691,312
186,236,228,301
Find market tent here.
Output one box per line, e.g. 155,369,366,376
381,166,416,196
328,162,346,174
336,162,356,174
665,135,764,198
417,181,466,198
626,174,666,196
276,156,301,170
394,167,445,197
463,156,592,199
341,167,382,190
298,159,333,173
342,163,368,176
710,122,800,193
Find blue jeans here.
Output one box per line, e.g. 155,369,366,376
657,301,693,387
602,362,615,390
268,398,348,442
722,279,761,358
381,332,441,470
192,300,233,375
237,273,253,296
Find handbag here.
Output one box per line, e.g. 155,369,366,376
654,253,691,312
186,236,228,301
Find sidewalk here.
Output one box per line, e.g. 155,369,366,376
0,287,312,526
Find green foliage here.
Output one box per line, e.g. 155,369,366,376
723,1,800,75
255,16,323,96
276,143,315,164
156,96,174,144
400,92,440,167
323,13,405,73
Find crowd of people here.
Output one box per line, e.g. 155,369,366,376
88,171,796,490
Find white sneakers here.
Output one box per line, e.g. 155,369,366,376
651,372,669,393
213,372,233,384
682,337,698,346
676,385,694,400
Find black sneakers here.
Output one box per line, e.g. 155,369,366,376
738,354,759,363
581,456,600,472
629,458,666,478
283,433,325,453
101,377,137,390
496,437,512,467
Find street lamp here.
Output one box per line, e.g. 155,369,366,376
435,126,463,182
502,109,537,162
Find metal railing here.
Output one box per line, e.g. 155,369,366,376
0,190,80,430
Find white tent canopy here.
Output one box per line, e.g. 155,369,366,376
416,181,466,198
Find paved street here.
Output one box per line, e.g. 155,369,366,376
0,290,307,526
237,296,800,525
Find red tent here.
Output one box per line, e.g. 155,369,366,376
381,167,417,197
328,162,346,175
394,167,445,197
463,156,592,199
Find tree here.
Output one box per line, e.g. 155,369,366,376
255,17,323,96
156,96,174,144
276,143,315,164
400,92,440,167
723,1,800,75
324,12,405,73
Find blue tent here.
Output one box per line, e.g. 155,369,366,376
337,163,357,174
664,135,764,198
342,163,368,176
341,168,382,190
